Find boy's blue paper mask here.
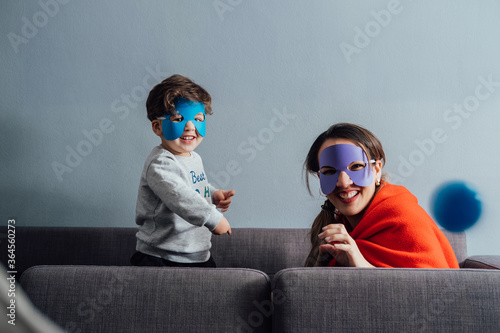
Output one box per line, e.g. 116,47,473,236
160,98,206,141
319,144,374,194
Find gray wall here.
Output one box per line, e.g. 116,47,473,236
1,0,499,256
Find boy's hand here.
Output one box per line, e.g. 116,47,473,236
213,190,235,212
212,217,231,235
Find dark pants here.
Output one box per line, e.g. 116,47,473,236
130,251,216,268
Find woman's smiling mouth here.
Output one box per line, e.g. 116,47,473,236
337,190,359,202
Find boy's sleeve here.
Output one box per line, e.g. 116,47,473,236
145,155,222,231
208,184,218,204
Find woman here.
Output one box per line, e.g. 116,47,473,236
304,123,459,268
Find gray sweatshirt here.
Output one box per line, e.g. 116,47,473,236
135,146,223,263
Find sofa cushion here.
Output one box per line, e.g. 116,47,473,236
272,267,500,333
20,266,272,333
1,263,65,333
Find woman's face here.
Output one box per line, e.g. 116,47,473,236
317,138,382,228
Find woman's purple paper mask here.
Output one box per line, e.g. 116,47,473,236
319,144,375,195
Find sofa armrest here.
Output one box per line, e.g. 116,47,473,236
462,255,500,269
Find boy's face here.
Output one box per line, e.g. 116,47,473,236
152,99,205,156
159,117,204,156
161,98,206,140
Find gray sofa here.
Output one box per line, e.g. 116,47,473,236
1,227,499,332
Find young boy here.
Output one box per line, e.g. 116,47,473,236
131,74,234,267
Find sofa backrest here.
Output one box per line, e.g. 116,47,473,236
1,227,467,278
211,228,311,276
441,229,467,265
20,266,272,333
272,267,500,333
0,227,137,278
212,228,468,273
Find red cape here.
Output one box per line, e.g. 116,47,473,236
329,183,459,268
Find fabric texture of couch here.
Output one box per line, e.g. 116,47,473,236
272,267,500,332
1,226,499,333
20,266,271,333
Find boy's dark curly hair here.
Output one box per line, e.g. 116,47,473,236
146,74,212,121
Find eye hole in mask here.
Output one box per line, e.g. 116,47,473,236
320,161,368,176
170,114,184,123
169,112,205,124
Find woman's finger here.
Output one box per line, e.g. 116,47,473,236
324,233,350,244
319,244,337,255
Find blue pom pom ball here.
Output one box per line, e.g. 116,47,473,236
431,181,482,232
